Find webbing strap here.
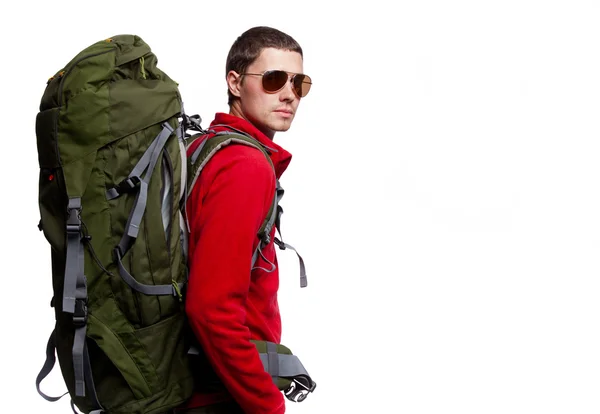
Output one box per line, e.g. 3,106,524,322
72,271,89,398
54,197,104,409
252,180,308,287
267,342,279,382
259,348,312,382
115,248,183,295
61,198,94,398
119,123,173,249
113,123,182,297
36,330,68,402
71,336,104,411
190,135,210,164
63,198,83,314
251,245,260,269
73,324,86,396
37,330,104,412
270,182,308,287
274,238,308,288
251,245,277,273
83,341,104,412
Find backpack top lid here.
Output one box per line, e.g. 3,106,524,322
37,34,181,198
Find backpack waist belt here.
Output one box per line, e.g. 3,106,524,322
251,340,317,403
187,340,316,403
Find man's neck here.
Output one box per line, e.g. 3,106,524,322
228,103,275,140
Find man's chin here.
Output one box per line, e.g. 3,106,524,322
270,119,293,133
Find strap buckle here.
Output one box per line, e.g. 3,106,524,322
274,237,286,250
284,378,317,403
73,299,88,327
116,176,141,193
66,206,82,233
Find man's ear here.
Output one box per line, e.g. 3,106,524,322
227,70,242,99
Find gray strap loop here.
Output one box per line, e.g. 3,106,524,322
36,330,68,402
251,245,277,273
37,330,104,412
274,238,308,288
114,248,184,296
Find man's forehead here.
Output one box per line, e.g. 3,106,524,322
250,48,304,72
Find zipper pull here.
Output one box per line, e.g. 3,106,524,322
47,70,65,84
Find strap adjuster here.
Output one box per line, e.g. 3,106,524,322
66,206,82,233
116,176,141,193
73,299,88,327
274,237,286,250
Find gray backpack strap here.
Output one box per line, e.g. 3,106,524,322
108,122,184,298
37,196,105,412
63,197,103,409
187,131,307,287
187,130,275,191
271,181,308,288
36,329,68,402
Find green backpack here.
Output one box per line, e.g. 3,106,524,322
34,34,315,414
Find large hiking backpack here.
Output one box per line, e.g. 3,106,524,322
35,34,197,414
35,34,315,414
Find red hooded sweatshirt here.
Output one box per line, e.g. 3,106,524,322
182,113,292,413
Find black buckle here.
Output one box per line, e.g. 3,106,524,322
274,237,286,250
284,378,316,403
73,299,88,327
183,113,205,133
66,206,81,233
115,176,141,193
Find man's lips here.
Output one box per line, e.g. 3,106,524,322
274,108,294,117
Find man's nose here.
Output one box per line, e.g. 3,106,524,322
280,78,296,101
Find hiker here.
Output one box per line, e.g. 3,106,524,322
177,26,312,413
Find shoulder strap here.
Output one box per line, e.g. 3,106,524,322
187,131,277,238
186,129,308,287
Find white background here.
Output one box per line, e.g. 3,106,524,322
2,0,600,413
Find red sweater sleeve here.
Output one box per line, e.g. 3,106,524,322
185,144,285,414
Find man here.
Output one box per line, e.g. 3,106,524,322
177,26,312,414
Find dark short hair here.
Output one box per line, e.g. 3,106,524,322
226,26,303,105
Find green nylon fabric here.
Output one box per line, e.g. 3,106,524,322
36,34,193,413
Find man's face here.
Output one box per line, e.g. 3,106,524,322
228,48,305,139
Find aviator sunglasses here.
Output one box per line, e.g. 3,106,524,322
241,70,312,98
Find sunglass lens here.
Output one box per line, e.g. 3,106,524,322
262,70,288,92
293,74,312,98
